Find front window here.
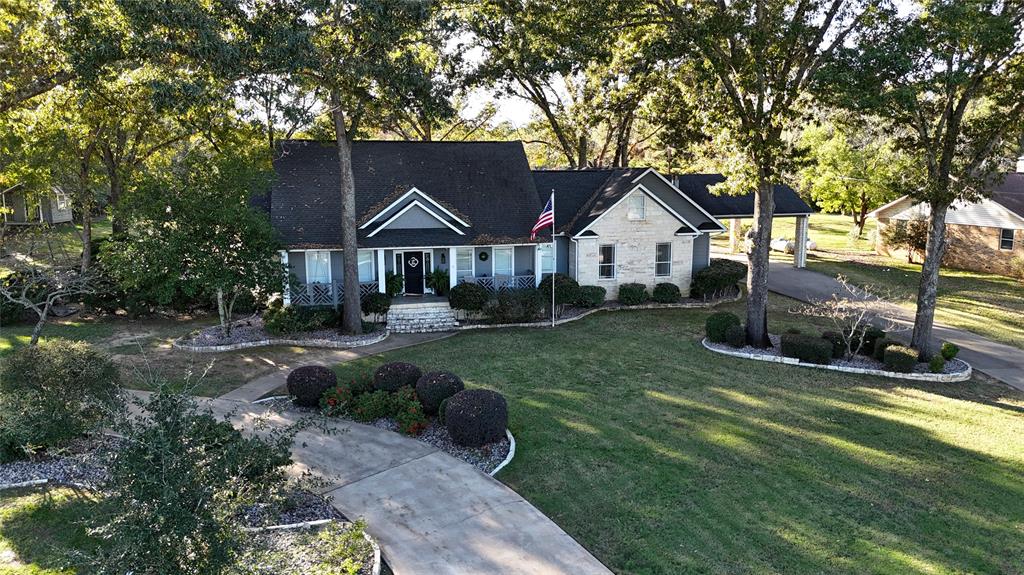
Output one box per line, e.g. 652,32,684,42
305,251,331,284
538,243,554,275
599,244,615,279
627,194,645,220
55,191,69,211
655,243,672,277
493,247,513,277
456,248,474,279
358,251,374,282
1000,229,1015,250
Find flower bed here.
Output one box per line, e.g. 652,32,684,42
702,337,972,382
173,316,388,352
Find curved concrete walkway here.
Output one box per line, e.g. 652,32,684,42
197,396,611,574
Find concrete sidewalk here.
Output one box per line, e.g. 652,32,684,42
172,395,612,575
764,261,1024,392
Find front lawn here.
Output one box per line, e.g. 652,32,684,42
0,487,104,574
332,303,1024,574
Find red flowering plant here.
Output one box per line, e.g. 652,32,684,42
391,386,429,436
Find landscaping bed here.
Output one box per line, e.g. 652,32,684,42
235,521,378,575
174,316,387,352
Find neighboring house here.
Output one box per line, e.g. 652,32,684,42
868,171,1024,276
1,187,73,225
268,140,812,306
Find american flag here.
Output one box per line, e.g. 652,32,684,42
531,194,554,240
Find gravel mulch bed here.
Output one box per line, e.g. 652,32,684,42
239,488,344,528
265,398,511,474
234,522,375,575
178,317,383,348
0,435,120,489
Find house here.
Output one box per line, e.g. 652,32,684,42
1,187,73,225
267,140,732,309
868,170,1024,276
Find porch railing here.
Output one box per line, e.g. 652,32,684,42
459,275,535,293
290,280,379,306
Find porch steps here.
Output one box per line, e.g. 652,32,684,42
386,301,459,333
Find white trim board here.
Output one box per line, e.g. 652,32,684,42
359,187,470,230
366,199,466,237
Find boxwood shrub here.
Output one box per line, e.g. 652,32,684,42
780,334,833,364
848,325,886,356
705,311,741,343
484,288,542,323
820,331,845,359
448,282,489,312
873,338,899,361
415,371,465,415
538,273,581,316
883,345,918,373
360,292,391,320
929,355,946,373
263,305,337,335
652,283,681,303
373,362,423,393
444,389,508,448
617,283,649,306
286,365,338,407
724,324,746,348
941,342,960,360
576,285,606,308
691,259,747,299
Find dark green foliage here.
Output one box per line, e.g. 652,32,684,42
576,285,606,308
0,339,121,461
484,288,542,323
437,397,450,426
652,282,681,303
286,366,338,407
349,390,394,422
724,324,746,348
0,272,33,323
941,342,960,360
539,273,581,317
691,259,747,299
98,390,292,575
617,283,649,306
444,389,508,448
391,386,428,435
861,326,886,355
361,292,391,321
821,331,845,359
883,345,918,373
780,334,833,365
426,269,450,296
786,327,802,334
415,371,465,415
448,282,490,312
929,355,946,373
880,220,929,262
873,338,899,361
384,271,405,298
373,362,423,393
705,312,741,343
262,305,337,335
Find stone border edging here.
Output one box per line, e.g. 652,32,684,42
457,289,744,331
701,338,973,382
172,330,389,353
489,429,516,477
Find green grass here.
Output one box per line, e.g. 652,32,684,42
0,488,104,574
332,303,1024,574
0,219,112,274
0,320,118,356
714,213,1024,349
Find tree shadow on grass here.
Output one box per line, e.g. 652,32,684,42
0,486,104,573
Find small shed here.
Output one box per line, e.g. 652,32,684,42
0,187,73,225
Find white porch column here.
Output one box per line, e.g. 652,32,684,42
729,218,741,253
794,215,809,268
376,249,386,293
279,250,291,305
535,245,542,287
448,247,457,290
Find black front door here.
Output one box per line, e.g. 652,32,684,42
403,252,424,295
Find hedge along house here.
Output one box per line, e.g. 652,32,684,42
868,169,1024,277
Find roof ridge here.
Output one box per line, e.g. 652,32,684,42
277,138,524,145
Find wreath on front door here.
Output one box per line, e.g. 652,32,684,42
478,251,489,261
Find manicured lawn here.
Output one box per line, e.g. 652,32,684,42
333,303,1024,574
0,487,104,574
714,213,1024,349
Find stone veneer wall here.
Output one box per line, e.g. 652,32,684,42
574,190,695,300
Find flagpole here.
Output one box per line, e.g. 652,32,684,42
551,190,556,328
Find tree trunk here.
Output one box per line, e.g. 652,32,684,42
217,287,227,331
745,177,775,348
29,303,51,345
330,90,363,335
910,204,948,358
80,209,93,272
576,134,588,169
854,192,869,237
108,170,126,238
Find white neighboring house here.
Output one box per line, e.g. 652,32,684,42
1,186,73,225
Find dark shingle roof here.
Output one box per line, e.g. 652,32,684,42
269,140,543,248
992,173,1024,218
671,174,812,217
530,169,646,235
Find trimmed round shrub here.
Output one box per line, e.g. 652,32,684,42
415,371,465,415
444,389,508,448
538,273,581,311
286,366,338,407
941,342,960,360
724,324,746,348
705,311,741,343
448,282,489,312
873,338,899,361
652,283,681,303
780,333,833,365
437,397,451,426
361,292,391,318
576,285,606,308
618,283,649,306
785,327,802,335
883,345,918,373
691,258,747,299
373,362,423,392
820,331,845,359
929,355,946,373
